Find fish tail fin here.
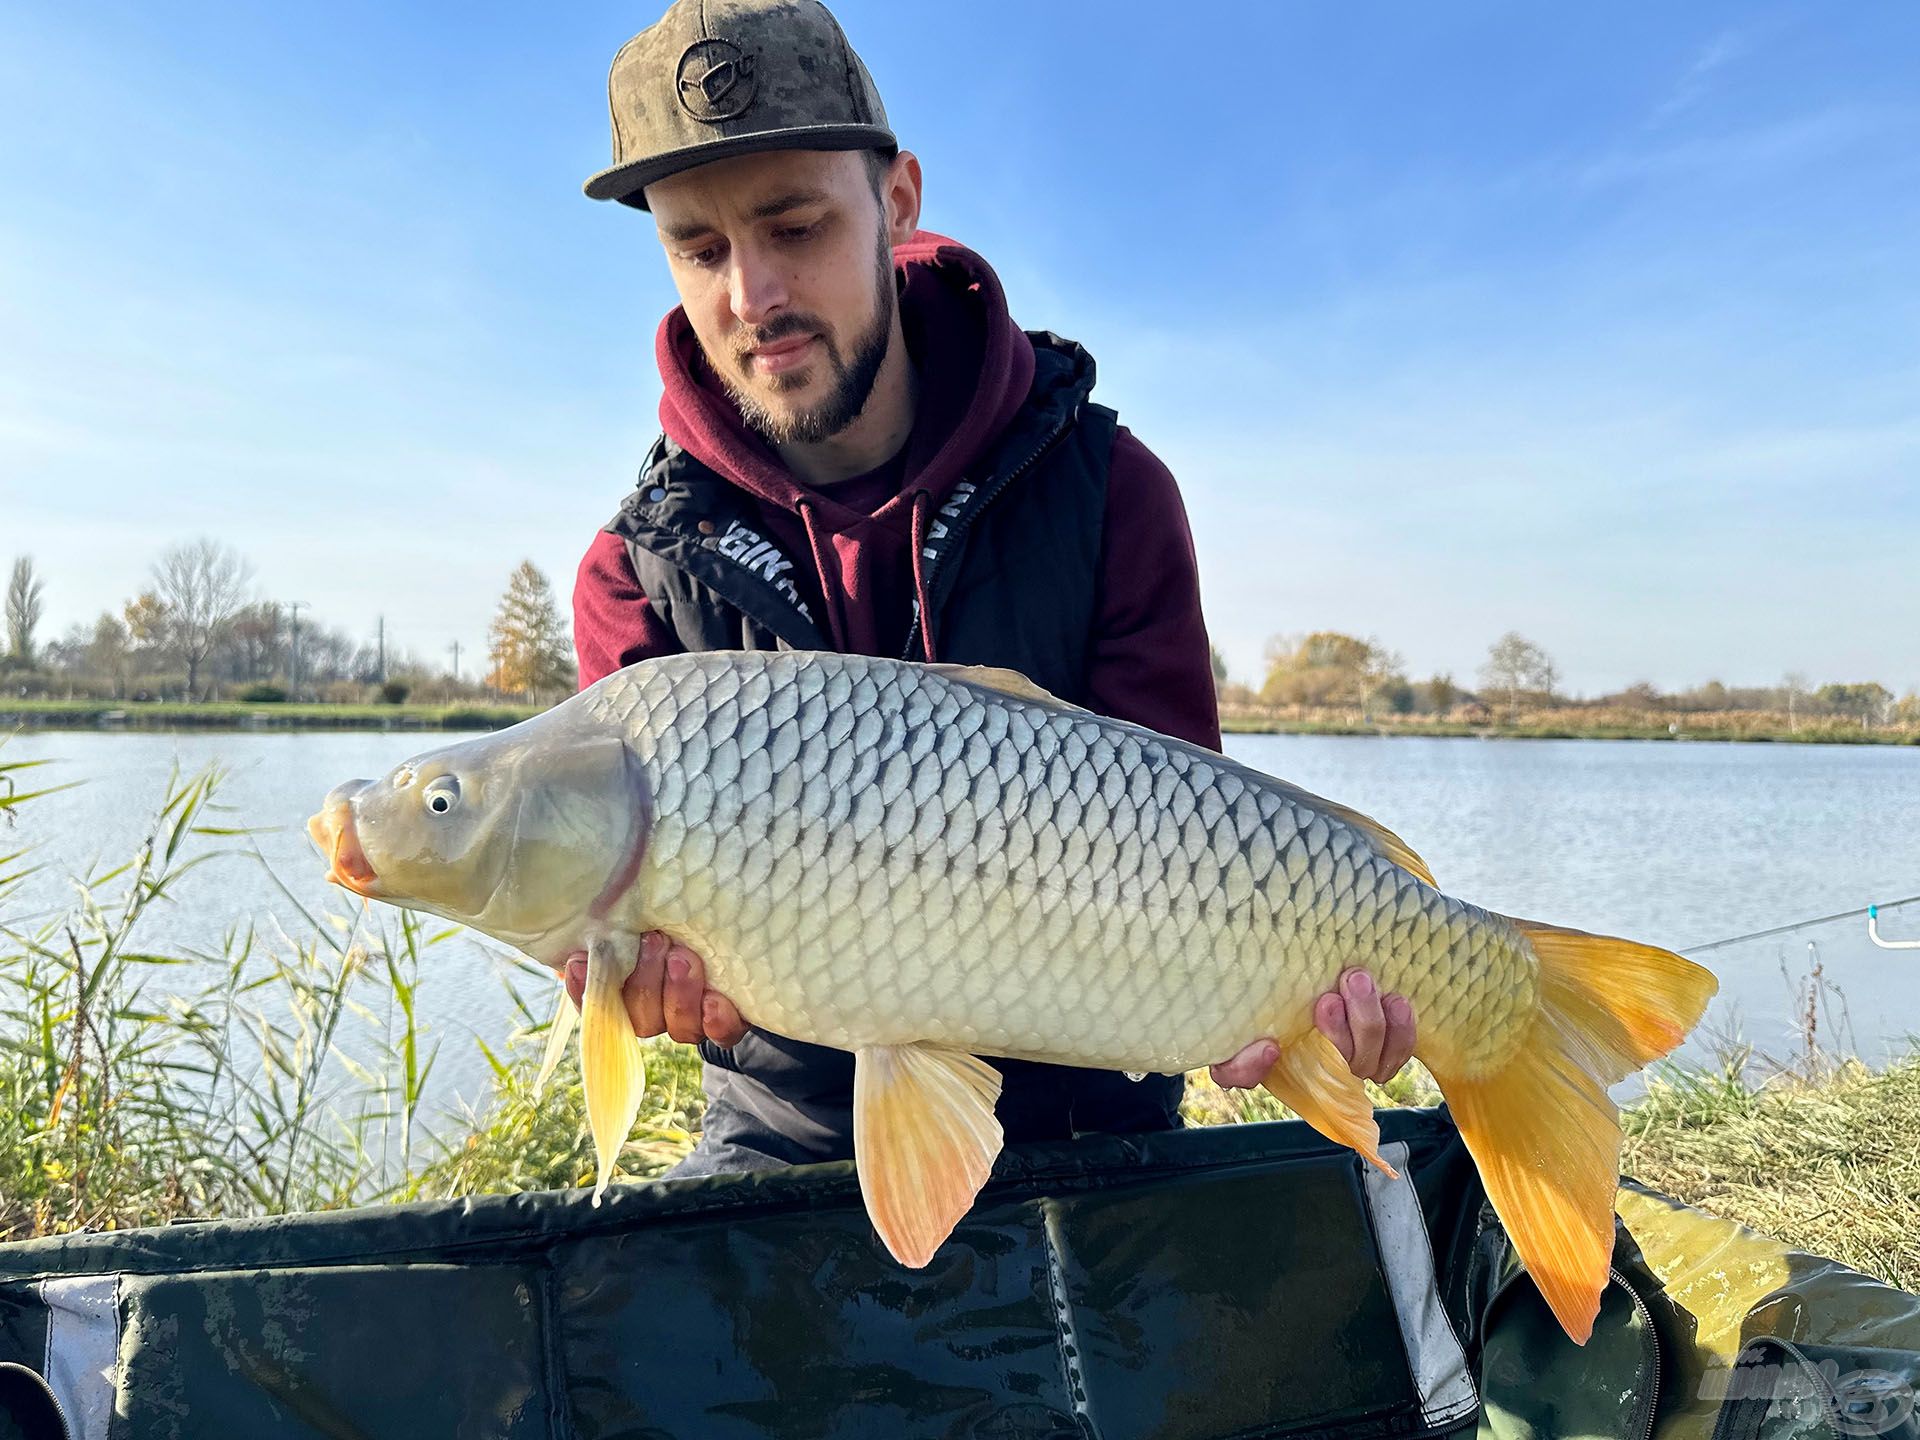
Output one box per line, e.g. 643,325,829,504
580,938,646,1206
1429,919,1717,1344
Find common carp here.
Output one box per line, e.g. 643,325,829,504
308,650,1716,1343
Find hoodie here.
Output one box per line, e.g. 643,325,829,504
574,231,1220,750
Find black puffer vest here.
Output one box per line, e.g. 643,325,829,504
602,334,1188,1169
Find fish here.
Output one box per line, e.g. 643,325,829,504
308,649,1716,1343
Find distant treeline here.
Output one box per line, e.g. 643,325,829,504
3,543,574,706
1221,630,1914,731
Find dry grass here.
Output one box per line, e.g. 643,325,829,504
1622,1053,1920,1293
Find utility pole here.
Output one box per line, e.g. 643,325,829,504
448,640,461,683
377,616,387,684
288,601,306,700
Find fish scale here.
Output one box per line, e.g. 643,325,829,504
313,647,1716,1342
586,650,1534,1079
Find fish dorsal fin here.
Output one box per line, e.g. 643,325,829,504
1273,780,1437,887
853,1043,1005,1268
923,663,1084,712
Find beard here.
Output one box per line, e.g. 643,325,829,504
717,231,896,447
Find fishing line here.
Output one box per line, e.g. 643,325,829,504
1680,891,1920,955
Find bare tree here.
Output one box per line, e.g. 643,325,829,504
151,539,252,701
1781,671,1809,733
5,556,46,667
1480,632,1555,716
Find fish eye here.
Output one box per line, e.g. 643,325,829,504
423,777,461,816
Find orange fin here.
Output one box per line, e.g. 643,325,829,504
580,936,645,1206
923,663,1083,712
1431,920,1717,1345
1260,1029,1397,1177
853,1043,1005,1267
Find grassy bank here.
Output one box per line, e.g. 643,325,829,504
0,698,539,731
1222,711,1920,745
2,757,1913,1298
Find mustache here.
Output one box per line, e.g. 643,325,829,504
733,312,827,356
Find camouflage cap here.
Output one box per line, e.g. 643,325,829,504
585,0,896,211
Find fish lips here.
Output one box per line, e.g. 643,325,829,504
309,783,381,896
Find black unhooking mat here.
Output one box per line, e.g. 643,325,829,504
0,1110,1502,1440
4,1109,1917,1440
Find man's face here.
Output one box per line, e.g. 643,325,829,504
647,149,905,446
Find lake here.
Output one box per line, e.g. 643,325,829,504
4,728,1916,1120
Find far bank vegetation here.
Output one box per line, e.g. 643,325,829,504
1216,630,1918,743
2,543,576,711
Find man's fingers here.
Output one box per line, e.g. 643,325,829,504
1379,993,1418,1082
564,956,586,1013
1209,1038,1279,1090
1339,969,1386,1080
1315,990,1354,1065
661,942,707,1044
703,993,749,1048
621,932,670,1038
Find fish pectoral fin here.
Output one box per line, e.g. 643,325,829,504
533,982,578,1101
580,936,645,1206
1260,1029,1397,1177
922,663,1083,712
853,1044,1005,1268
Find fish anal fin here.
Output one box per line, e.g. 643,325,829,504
1430,919,1717,1345
924,663,1082,712
1260,1029,1397,1177
580,935,646,1205
853,1044,1005,1267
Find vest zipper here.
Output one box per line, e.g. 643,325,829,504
900,407,1082,662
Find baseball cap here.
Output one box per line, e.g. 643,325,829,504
584,0,897,211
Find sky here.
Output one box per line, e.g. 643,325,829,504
2,1,1917,695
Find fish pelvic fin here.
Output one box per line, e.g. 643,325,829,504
1259,1029,1398,1178
1430,920,1717,1346
853,1044,1005,1268
533,983,578,1102
580,936,646,1206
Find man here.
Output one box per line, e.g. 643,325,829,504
567,0,1416,1176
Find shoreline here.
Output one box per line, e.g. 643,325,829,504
5,701,1915,747
1223,715,1920,746
0,700,540,732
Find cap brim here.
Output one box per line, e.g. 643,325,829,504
584,124,897,210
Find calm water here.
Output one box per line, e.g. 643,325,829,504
4,729,1917,1117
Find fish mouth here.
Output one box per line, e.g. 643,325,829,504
308,801,380,896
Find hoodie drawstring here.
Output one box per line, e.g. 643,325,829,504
908,489,938,663
795,498,848,652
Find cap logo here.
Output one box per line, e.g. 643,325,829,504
675,38,757,124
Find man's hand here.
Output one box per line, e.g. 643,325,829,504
1209,967,1416,1089
562,932,749,1047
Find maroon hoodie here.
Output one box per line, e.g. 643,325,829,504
573,232,1221,752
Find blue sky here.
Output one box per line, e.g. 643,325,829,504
3,1,1916,694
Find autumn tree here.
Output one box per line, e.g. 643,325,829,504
4,556,45,668
1479,632,1555,716
1259,631,1403,714
486,561,575,701
152,539,252,700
